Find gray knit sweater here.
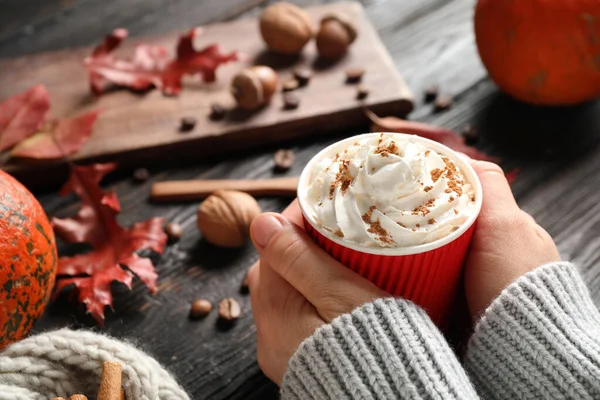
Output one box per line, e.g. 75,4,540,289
281,262,600,399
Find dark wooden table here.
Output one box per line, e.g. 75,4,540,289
2,0,600,399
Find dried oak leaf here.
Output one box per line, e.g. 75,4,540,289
365,109,498,162
85,27,238,96
52,163,167,323
0,85,51,152
11,110,100,159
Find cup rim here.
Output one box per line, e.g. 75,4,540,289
297,132,483,256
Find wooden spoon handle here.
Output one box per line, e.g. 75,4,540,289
150,177,299,202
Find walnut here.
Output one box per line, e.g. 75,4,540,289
316,13,357,60
197,190,261,247
259,2,314,54
231,66,279,110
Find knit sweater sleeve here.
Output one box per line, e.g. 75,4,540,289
464,261,600,399
280,297,479,400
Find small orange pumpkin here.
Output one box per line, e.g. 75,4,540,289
0,170,57,349
475,0,600,105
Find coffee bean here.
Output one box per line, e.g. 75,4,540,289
190,299,212,319
133,168,150,183
210,103,226,121
218,298,241,321
433,95,453,112
240,273,250,294
283,93,300,110
164,222,183,242
282,79,300,92
424,84,439,103
356,85,370,100
180,116,196,132
293,67,312,86
346,67,365,84
274,149,295,172
461,124,479,145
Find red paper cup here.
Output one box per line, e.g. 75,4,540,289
297,133,483,327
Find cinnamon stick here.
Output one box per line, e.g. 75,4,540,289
150,177,299,202
98,361,122,400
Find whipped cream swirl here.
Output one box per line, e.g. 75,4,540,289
305,133,476,248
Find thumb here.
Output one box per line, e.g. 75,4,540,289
469,160,519,214
250,213,384,320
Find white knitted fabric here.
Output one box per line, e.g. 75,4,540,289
0,328,189,400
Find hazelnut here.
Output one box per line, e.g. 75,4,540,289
231,66,279,110
316,13,357,60
259,2,314,54
197,190,261,247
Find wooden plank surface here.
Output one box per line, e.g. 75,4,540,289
0,1,413,188
3,0,600,399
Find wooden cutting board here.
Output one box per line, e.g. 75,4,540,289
0,1,413,188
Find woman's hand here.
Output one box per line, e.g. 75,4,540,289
464,160,560,320
247,200,387,385
247,159,561,384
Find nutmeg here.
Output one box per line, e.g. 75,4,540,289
197,190,261,248
259,2,314,54
231,66,279,110
316,13,357,60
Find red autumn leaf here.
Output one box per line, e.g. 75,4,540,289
11,110,100,159
161,28,239,95
0,85,51,152
85,29,169,95
85,28,238,96
52,163,167,323
365,109,499,162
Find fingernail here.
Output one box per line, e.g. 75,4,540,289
251,214,284,248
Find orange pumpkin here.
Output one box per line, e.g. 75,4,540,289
0,170,57,349
475,0,600,105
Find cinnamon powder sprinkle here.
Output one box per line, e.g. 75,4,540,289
361,206,394,244
431,168,444,182
443,157,458,175
374,140,400,157
424,150,431,156
412,205,430,215
334,230,344,238
367,220,393,243
416,224,420,228
447,179,463,196
328,160,353,199
424,186,433,192
428,218,436,225
449,196,455,202
454,209,459,214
